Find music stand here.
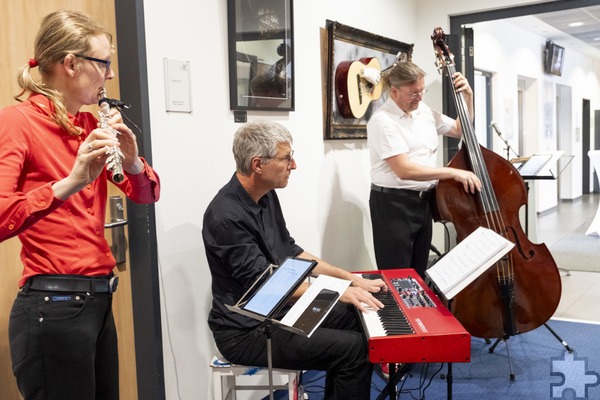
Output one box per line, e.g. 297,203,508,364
226,257,343,400
511,151,574,181
512,152,574,257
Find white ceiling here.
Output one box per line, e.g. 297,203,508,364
508,5,600,59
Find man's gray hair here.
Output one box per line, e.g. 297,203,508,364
233,120,293,175
383,61,426,89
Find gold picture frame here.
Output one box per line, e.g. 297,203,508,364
324,20,413,139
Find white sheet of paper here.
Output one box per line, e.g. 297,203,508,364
426,227,514,299
164,58,192,113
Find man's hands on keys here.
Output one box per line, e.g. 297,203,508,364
351,275,387,293
339,275,387,312
340,287,385,313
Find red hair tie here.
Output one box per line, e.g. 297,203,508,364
28,58,38,68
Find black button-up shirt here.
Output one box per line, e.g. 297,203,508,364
202,173,303,330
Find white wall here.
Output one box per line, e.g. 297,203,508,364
144,1,415,399
140,1,598,398
472,19,600,212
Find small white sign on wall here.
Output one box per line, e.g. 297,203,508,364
164,58,192,113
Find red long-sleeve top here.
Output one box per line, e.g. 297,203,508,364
0,93,160,287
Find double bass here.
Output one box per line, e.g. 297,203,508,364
430,28,562,340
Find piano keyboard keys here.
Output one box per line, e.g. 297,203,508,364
356,269,471,364
372,289,414,335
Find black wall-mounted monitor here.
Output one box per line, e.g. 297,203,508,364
544,41,565,76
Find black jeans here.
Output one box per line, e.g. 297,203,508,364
213,302,372,400
9,283,119,400
369,188,433,278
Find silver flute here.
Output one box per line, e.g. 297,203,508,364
98,89,125,183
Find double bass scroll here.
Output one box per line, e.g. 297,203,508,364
430,27,562,340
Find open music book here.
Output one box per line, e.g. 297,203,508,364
426,227,515,300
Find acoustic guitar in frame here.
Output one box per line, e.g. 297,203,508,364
335,57,383,119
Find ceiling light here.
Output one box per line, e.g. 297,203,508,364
569,22,584,27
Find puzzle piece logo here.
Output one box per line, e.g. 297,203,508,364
551,351,600,399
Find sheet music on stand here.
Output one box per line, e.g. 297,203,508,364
426,227,515,300
511,151,574,180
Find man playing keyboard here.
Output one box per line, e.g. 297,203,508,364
202,120,387,399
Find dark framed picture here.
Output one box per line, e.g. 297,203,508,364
324,20,413,139
227,0,294,111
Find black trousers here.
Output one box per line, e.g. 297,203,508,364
369,187,432,278
213,302,372,400
9,283,119,400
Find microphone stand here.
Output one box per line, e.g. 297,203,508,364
492,125,520,160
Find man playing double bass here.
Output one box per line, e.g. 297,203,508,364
367,61,481,279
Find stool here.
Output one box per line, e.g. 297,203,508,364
211,356,301,400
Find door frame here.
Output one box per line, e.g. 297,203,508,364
114,1,165,399
449,0,600,201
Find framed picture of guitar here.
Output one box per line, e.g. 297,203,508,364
324,20,413,139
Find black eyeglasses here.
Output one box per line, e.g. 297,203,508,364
262,150,295,166
74,54,111,72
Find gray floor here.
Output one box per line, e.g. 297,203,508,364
536,193,600,323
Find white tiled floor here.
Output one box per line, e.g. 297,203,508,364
536,194,600,323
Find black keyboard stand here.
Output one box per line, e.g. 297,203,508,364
442,362,454,400
375,363,413,400
376,362,455,400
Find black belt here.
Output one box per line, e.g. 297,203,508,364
371,184,433,199
27,274,119,294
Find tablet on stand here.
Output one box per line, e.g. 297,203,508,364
226,257,340,400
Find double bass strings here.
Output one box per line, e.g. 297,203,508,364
437,43,514,280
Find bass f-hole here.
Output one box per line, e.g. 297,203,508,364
430,27,562,340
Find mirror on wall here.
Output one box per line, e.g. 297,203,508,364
227,0,294,111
